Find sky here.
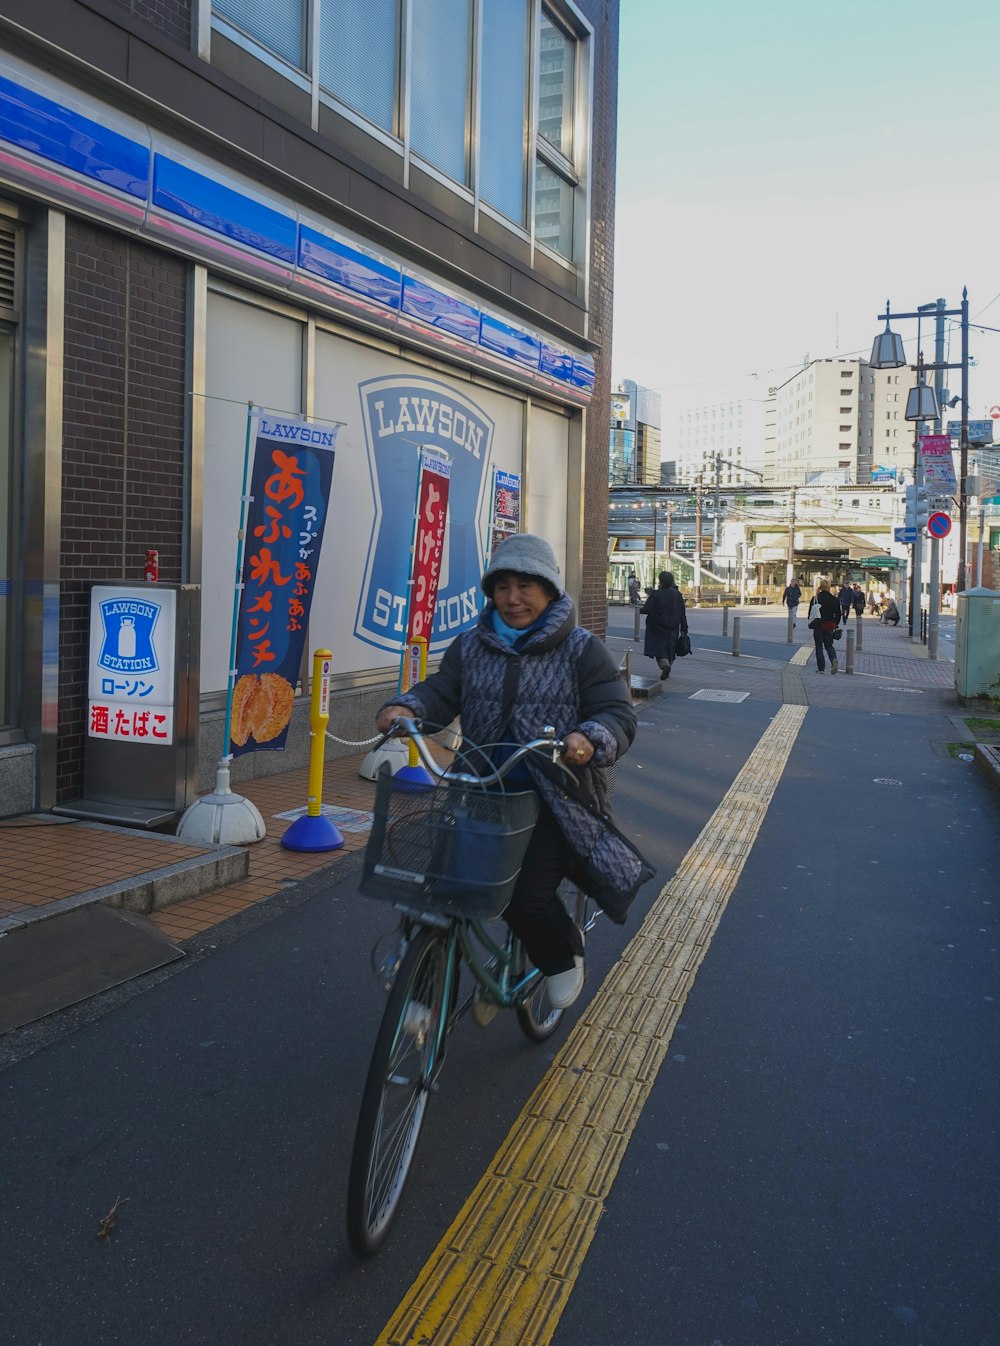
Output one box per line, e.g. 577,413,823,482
612,0,1000,432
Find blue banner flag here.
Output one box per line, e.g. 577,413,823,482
230,413,338,756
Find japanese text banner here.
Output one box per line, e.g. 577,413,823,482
231,414,338,756
406,450,451,648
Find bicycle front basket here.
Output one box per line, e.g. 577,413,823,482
360,774,540,919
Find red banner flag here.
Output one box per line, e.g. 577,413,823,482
406,450,451,647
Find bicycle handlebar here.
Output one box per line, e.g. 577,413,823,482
384,718,568,787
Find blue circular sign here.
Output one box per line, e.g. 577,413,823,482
927,511,951,538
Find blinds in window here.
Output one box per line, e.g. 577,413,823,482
0,221,15,312
214,0,305,70
479,0,527,225
319,0,398,131
410,0,471,185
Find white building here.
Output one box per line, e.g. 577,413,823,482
771,357,913,485
672,378,768,488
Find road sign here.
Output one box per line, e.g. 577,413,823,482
860,556,902,568
894,526,917,543
927,511,952,539
947,419,994,445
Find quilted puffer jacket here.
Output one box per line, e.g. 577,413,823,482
382,594,654,922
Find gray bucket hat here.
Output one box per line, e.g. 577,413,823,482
481,533,563,598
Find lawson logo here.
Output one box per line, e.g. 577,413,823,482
98,598,161,674
355,377,494,653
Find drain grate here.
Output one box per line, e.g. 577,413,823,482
689,689,751,703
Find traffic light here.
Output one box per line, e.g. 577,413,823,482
904,484,930,530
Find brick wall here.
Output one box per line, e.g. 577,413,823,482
104,0,192,47
58,221,187,801
576,0,619,638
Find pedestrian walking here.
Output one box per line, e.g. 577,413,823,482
627,574,641,606
781,578,802,627
837,581,854,627
808,579,841,673
640,571,688,681
852,584,865,618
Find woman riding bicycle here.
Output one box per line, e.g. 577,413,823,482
376,533,652,1010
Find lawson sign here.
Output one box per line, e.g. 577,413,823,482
355,377,494,653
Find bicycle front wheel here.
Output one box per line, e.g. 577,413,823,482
513,940,565,1043
347,927,448,1258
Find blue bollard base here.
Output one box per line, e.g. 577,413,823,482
392,765,436,792
280,813,344,852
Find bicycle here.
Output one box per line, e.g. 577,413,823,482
346,719,595,1259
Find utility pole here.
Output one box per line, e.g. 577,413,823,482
958,287,970,591
664,502,673,564
694,474,703,604
785,484,797,588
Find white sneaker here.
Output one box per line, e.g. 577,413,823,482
547,957,584,1010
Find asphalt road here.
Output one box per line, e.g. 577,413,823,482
2,680,998,1345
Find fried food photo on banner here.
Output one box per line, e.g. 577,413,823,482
231,672,295,746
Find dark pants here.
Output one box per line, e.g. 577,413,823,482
503,805,584,975
814,625,837,670
840,606,852,626
655,627,679,671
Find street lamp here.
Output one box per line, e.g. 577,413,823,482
870,291,971,590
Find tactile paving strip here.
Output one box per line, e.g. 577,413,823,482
373,703,808,1346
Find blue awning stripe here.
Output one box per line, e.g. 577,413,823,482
0,69,593,401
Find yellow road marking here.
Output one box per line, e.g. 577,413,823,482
373,703,808,1346
791,641,813,666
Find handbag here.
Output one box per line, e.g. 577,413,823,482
832,627,843,641
675,631,692,657
807,599,821,629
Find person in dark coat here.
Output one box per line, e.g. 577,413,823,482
852,583,866,617
810,578,841,672
881,599,900,626
640,571,688,680
837,582,854,626
781,579,802,626
376,533,652,1010
627,574,641,606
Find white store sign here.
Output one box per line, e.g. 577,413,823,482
87,586,177,745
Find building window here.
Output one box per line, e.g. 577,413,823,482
534,7,580,260
215,0,305,69
480,0,529,224
410,0,471,182
0,216,19,732
213,0,587,265
319,0,398,130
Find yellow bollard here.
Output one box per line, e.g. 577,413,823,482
395,635,434,789
281,649,344,851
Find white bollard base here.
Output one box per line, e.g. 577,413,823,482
358,739,409,781
176,763,267,845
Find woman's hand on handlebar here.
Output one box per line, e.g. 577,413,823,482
562,730,594,766
375,705,416,735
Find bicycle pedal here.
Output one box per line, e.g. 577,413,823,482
471,990,498,1028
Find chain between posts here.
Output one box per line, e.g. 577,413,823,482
325,730,382,748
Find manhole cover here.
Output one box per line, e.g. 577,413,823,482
690,689,751,703
873,778,903,785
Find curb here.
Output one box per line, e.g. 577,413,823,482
0,822,248,935
974,744,1000,801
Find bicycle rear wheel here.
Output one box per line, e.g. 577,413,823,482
347,927,448,1258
